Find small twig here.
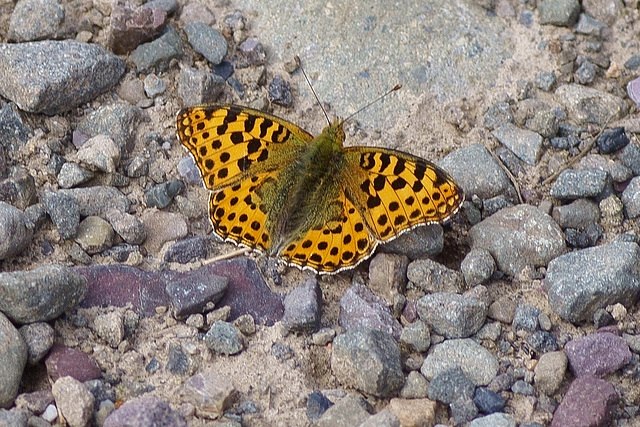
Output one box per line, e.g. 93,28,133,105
542,116,614,186
202,247,251,265
487,147,524,204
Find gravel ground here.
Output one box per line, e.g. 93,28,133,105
0,0,640,426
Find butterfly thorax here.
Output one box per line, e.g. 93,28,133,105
267,120,347,252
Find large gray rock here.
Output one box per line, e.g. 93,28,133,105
0,312,27,408
0,41,125,115
545,242,640,323
0,265,88,324
0,202,32,260
331,328,404,398
469,204,565,276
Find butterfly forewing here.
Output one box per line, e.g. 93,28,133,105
344,147,463,242
176,105,313,190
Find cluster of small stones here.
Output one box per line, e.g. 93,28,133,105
0,0,639,426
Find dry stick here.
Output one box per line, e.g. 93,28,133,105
487,147,525,204
541,115,614,186
202,247,252,265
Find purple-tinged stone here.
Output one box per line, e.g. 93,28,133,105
551,375,617,427
76,264,170,317
44,344,101,383
104,395,187,427
564,332,632,377
165,269,227,318
281,277,322,333
108,1,167,54
163,235,211,264
77,258,283,324
401,300,418,323
627,77,640,109
238,38,266,66
212,258,284,326
339,281,402,339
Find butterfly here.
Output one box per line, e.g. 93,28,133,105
176,104,464,274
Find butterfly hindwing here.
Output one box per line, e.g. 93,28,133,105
279,189,377,273
344,147,463,242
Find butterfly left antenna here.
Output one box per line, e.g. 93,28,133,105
294,55,331,125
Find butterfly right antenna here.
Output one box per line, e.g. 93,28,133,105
294,55,331,126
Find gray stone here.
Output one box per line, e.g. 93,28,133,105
331,328,404,398
9,0,64,42
0,104,32,152
183,22,228,65
620,142,640,176
0,202,32,260
76,135,121,173
621,176,640,219
315,395,370,427
51,377,95,427
164,235,210,264
439,144,517,202
550,169,611,200
492,123,543,165
417,293,487,338
534,351,567,395
130,26,184,73
382,224,444,260
552,199,600,229
399,320,431,353
0,41,125,115
75,103,143,154
338,281,402,339
103,395,187,427
450,398,479,425
176,66,226,105
0,409,27,426
460,248,496,286
178,372,235,419
469,204,565,276
0,312,27,408
42,190,80,239
0,168,37,211
577,154,632,183
104,209,146,245
469,412,516,427
368,253,409,301
575,61,597,85
74,216,115,254
406,258,465,293
535,71,556,92
512,304,540,333
538,0,580,26
576,13,605,36
144,180,185,209
555,84,627,125
526,109,558,139
421,338,498,386
57,186,131,219
399,371,429,399
165,271,227,318
0,265,87,324
57,163,94,189
483,101,513,131
545,242,640,323
511,380,534,395
473,387,506,414
18,322,54,365
204,321,243,355
93,311,124,348
282,277,322,333
427,366,475,404
359,409,400,427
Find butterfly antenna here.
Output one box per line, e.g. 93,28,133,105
343,83,403,124
294,55,331,125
